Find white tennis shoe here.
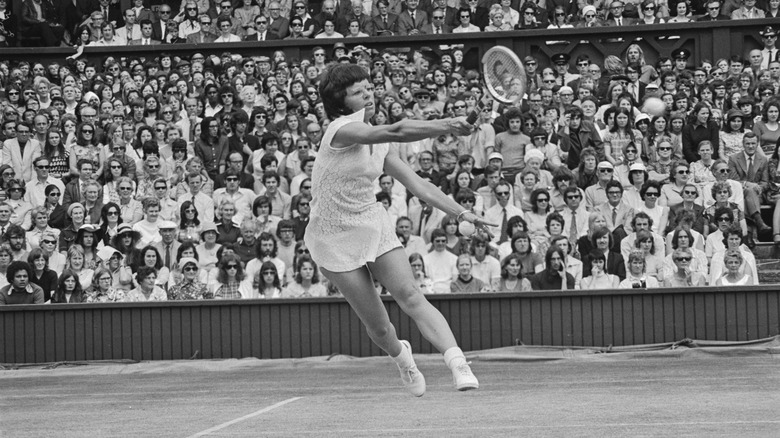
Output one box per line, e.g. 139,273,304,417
451,362,479,391
396,340,426,397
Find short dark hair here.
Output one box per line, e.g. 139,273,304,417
319,63,370,119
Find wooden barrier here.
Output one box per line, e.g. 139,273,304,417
2,285,779,364
0,19,775,72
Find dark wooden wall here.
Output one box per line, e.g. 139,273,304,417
2,286,779,364
0,19,775,72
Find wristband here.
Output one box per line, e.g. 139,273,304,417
456,210,469,222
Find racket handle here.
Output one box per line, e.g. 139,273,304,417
466,110,479,125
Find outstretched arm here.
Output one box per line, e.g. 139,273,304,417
333,116,473,148
385,153,496,230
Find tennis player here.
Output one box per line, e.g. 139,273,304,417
304,63,493,396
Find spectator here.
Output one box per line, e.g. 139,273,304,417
0,261,44,305
125,265,167,301
51,268,87,303
213,253,251,299
281,256,328,297
726,132,771,238
423,229,458,293
529,246,575,290
619,249,661,288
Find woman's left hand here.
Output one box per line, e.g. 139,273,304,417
447,117,475,136
460,211,497,238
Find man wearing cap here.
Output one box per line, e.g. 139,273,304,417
672,49,691,75
154,221,181,272
759,26,779,70
585,161,616,211
551,53,579,86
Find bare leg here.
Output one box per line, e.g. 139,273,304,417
368,247,458,354
320,265,404,357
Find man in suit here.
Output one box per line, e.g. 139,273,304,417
421,8,452,34
244,15,279,40
759,25,779,70
603,0,636,26
484,181,524,245
62,159,95,207
426,0,459,27
596,180,634,245
371,0,400,36
728,132,772,234
625,62,647,103
267,1,290,39
337,1,374,35
186,16,217,44
464,0,489,29
129,19,161,44
397,0,428,35
731,0,765,19
154,222,181,271
130,0,156,23
2,122,41,183
697,0,730,20
114,8,141,44
408,197,447,243
21,0,65,47
96,0,123,27
151,3,173,41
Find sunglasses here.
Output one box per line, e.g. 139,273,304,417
49,192,60,196
36,165,50,169
225,264,239,270
677,170,689,175
183,266,198,272
495,191,510,196
42,240,56,245
717,217,731,222
675,257,692,262
566,195,580,200
297,249,310,254
645,192,659,197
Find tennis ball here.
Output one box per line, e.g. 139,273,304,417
459,221,476,237
642,97,666,117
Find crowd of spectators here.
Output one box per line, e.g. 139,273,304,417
0,1,778,305
3,0,780,47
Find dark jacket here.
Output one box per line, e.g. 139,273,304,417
558,121,604,169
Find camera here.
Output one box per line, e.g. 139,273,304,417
632,281,646,288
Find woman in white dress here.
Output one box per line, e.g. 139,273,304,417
305,64,492,397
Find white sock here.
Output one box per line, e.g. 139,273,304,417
390,341,413,368
444,346,467,369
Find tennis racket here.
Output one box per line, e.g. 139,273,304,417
466,46,527,124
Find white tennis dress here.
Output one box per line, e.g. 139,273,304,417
304,109,401,272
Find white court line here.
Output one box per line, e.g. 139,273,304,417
186,397,302,437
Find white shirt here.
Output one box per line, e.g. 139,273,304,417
423,250,458,294
212,188,255,224
215,34,242,43
25,177,65,207
483,203,524,244
177,191,215,223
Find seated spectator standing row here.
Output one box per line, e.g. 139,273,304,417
0,5,776,305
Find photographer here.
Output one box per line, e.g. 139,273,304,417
619,249,660,289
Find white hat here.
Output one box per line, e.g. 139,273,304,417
524,149,545,163
97,246,122,262
629,163,647,172
179,257,199,269
157,220,178,229
487,152,504,162
582,5,597,15
597,161,614,170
